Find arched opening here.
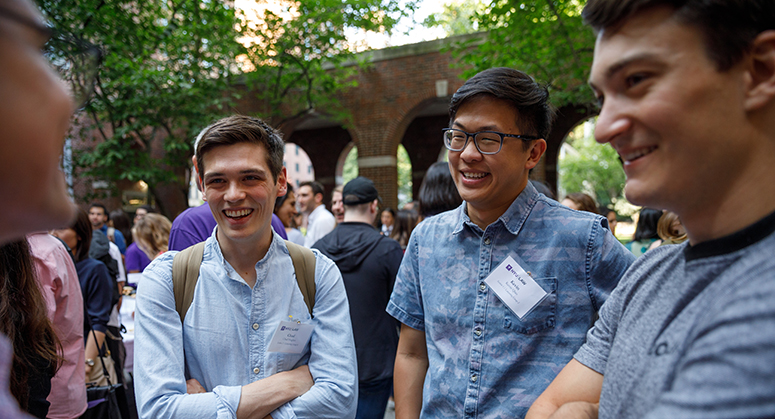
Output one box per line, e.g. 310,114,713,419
283,142,315,189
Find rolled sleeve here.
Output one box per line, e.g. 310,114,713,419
134,253,242,419
274,252,358,419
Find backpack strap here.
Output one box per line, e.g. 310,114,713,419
285,240,317,318
172,242,205,324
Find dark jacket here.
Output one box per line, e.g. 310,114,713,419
313,222,404,383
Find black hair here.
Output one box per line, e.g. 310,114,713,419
89,203,108,219
274,183,294,213
418,162,462,218
633,208,662,241
299,181,324,197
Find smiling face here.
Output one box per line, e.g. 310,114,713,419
448,95,546,228
331,190,344,223
0,0,76,243
198,142,287,249
589,6,755,215
276,190,298,228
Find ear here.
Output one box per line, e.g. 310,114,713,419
744,30,775,111
192,156,205,199
276,167,288,198
315,192,324,204
525,138,547,170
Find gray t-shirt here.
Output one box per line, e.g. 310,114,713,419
575,211,775,419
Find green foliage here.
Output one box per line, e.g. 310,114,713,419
558,119,624,208
342,146,359,184
431,0,596,107
397,144,412,205
423,1,487,36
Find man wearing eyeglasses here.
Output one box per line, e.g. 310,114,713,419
387,67,634,419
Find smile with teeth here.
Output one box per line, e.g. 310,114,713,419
620,146,657,162
224,209,253,219
462,171,488,179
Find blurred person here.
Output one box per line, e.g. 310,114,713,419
388,68,634,419
275,183,305,245
109,209,132,246
331,185,344,224
132,213,172,260
135,115,356,419
651,211,687,247
417,161,462,220
126,206,155,273
599,205,618,236
625,207,662,256
313,177,403,419
561,192,598,213
0,239,63,418
133,205,154,226
527,1,775,417
51,209,115,390
389,209,416,249
28,232,87,419
530,179,555,200
380,208,395,236
297,180,336,247
88,203,126,254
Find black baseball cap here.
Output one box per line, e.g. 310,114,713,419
342,176,380,205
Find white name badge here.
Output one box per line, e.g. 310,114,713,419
485,256,548,319
267,321,314,353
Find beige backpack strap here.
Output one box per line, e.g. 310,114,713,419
172,242,206,324
285,240,317,318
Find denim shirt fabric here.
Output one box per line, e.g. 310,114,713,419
387,183,635,419
134,229,358,419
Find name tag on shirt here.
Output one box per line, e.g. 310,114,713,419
485,256,548,319
267,321,314,353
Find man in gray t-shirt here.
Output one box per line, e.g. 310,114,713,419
526,1,775,418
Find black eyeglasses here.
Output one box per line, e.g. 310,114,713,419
442,128,539,155
0,5,103,110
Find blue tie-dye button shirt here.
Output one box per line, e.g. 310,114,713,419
387,183,635,418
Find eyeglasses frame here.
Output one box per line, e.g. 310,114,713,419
442,128,539,155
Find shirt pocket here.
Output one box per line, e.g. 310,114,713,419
503,276,557,334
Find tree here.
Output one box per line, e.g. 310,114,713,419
426,0,596,107
558,119,624,208
40,0,414,217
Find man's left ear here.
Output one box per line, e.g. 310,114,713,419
276,167,288,197
525,139,547,170
744,30,775,111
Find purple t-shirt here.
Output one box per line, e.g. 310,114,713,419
126,242,152,273
168,202,288,251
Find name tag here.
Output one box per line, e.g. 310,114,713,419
485,256,548,319
267,321,314,353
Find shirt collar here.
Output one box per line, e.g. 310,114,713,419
452,182,538,236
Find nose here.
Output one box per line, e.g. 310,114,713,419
458,135,483,162
224,182,246,202
594,99,631,145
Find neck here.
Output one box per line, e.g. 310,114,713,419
343,213,373,224
216,229,273,288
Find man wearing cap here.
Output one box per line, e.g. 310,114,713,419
387,68,635,419
313,177,404,419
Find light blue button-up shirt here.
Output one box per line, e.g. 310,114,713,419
387,183,635,418
134,229,357,419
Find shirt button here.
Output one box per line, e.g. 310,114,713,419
470,374,477,382
474,328,482,336
252,323,259,330
479,283,486,291
253,367,260,374
484,238,491,245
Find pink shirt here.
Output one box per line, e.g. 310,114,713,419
28,233,87,419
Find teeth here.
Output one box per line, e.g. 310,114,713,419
463,172,487,179
621,146,657,162
225,209,252,218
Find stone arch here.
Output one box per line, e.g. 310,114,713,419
540,105,598,195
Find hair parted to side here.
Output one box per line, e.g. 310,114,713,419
299,181,324,197
418,161,462,219
132,213,172,260
449,67,555,149
195,115,284,182
583,0,775,72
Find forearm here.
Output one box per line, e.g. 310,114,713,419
526,360,603,419
85,330,106,376
236,367,313,419
394,352,428,419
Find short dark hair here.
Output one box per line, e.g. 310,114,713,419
563,192,598,214
195,115,284,182
299,181,324,197
418,162,462,218
136,205,155,214
449,67,554,149
582,0,775,71
89,203,108,219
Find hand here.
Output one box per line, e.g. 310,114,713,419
287,365,314,397
548,402,599,419
187,378,206,394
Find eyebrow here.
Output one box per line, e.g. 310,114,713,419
204,169,266,179
452,121,502,132
589,52,661,88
